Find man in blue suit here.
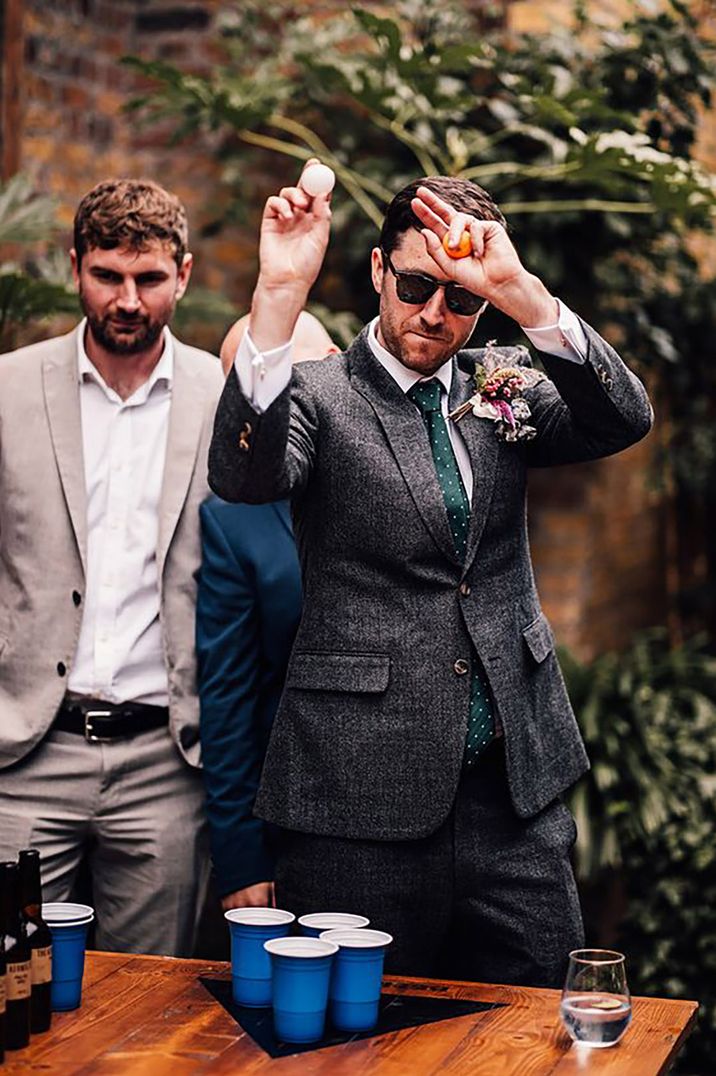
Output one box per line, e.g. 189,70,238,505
196,313,337,910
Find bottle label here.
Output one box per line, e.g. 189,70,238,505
0,973,6,1013
7,960,32,1000
32,945,52,985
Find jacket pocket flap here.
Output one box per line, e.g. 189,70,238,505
288,652,390,693
522,614,554,663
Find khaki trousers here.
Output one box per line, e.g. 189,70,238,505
0,726,209,957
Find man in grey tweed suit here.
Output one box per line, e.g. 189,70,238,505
208,165,652,986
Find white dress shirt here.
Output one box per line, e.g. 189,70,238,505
68,321,172,705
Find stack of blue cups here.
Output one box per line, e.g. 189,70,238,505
42,902,95,1012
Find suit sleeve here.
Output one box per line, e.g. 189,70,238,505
196,501,275,896
522,318,654,467
208,363,318,504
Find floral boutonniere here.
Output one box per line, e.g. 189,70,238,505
448,341,544,442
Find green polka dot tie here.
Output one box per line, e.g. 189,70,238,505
407,379,496,766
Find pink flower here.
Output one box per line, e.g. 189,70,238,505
494,399,516,428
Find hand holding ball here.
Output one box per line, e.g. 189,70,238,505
442,231,472,259
300,163,336,198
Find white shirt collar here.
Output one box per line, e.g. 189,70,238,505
367,316,453,397
76,319,174,403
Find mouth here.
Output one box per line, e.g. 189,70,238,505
110,319,144,331
407,331,448,342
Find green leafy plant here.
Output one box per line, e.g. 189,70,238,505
0,175,78,346
563,630,716,1073
562,631,716,881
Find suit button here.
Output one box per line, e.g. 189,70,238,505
72,590,82,606
238,422,252,452
459,582,471,597
453,659,469,675
57,662,66,677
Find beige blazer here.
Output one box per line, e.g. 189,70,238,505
0,325,224,769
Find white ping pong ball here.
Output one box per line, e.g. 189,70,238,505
300,163,336,197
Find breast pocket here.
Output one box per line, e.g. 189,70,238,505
287,652,391,694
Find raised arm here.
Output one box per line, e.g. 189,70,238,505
414,186,653,462
208,162,332,504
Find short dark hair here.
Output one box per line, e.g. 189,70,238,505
379,176,506,255
73,178,188,268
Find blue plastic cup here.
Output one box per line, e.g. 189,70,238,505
43,903,95,1012
298,912,369,938
264,937,338,1044
225,908,295,1007
319,928,393,1032
43,906,95,1013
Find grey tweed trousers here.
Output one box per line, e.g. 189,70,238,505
275,740,584,988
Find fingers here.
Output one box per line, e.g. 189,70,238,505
412,188,477,253
414,185,453,227
411,196,448,238
421,227,454,273
264,184,332,224
468,218,485,259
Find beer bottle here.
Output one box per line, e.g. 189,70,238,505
0,862,31,1050
18,851,52,1034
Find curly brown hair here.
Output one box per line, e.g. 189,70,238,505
73,178,188,268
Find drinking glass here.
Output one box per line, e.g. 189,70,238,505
560,949,632,1048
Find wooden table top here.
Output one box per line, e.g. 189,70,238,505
4,951,697,1074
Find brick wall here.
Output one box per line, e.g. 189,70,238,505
8,0,256,351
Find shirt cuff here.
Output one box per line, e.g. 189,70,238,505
234,329,293,412
520,299,588,364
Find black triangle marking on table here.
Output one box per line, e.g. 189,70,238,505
200,977,506,1059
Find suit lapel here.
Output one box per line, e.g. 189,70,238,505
348,332,460,566
157,337,204,578
42,329,88,572
449,363,501,574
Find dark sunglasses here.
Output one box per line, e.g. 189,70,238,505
381,249,488,317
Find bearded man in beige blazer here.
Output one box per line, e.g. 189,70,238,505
0,179,223,956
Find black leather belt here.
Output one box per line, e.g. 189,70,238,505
54,698,169,743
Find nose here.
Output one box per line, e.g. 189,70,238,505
116,279,140,312
419,287,447,327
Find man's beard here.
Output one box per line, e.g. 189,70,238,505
81,298,169,356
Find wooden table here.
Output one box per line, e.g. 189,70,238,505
4,952,697,1074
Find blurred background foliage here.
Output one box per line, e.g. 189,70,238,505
2,0,715,1068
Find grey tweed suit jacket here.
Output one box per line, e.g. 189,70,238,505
208,321,652,839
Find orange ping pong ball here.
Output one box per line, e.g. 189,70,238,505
442,231,472,259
